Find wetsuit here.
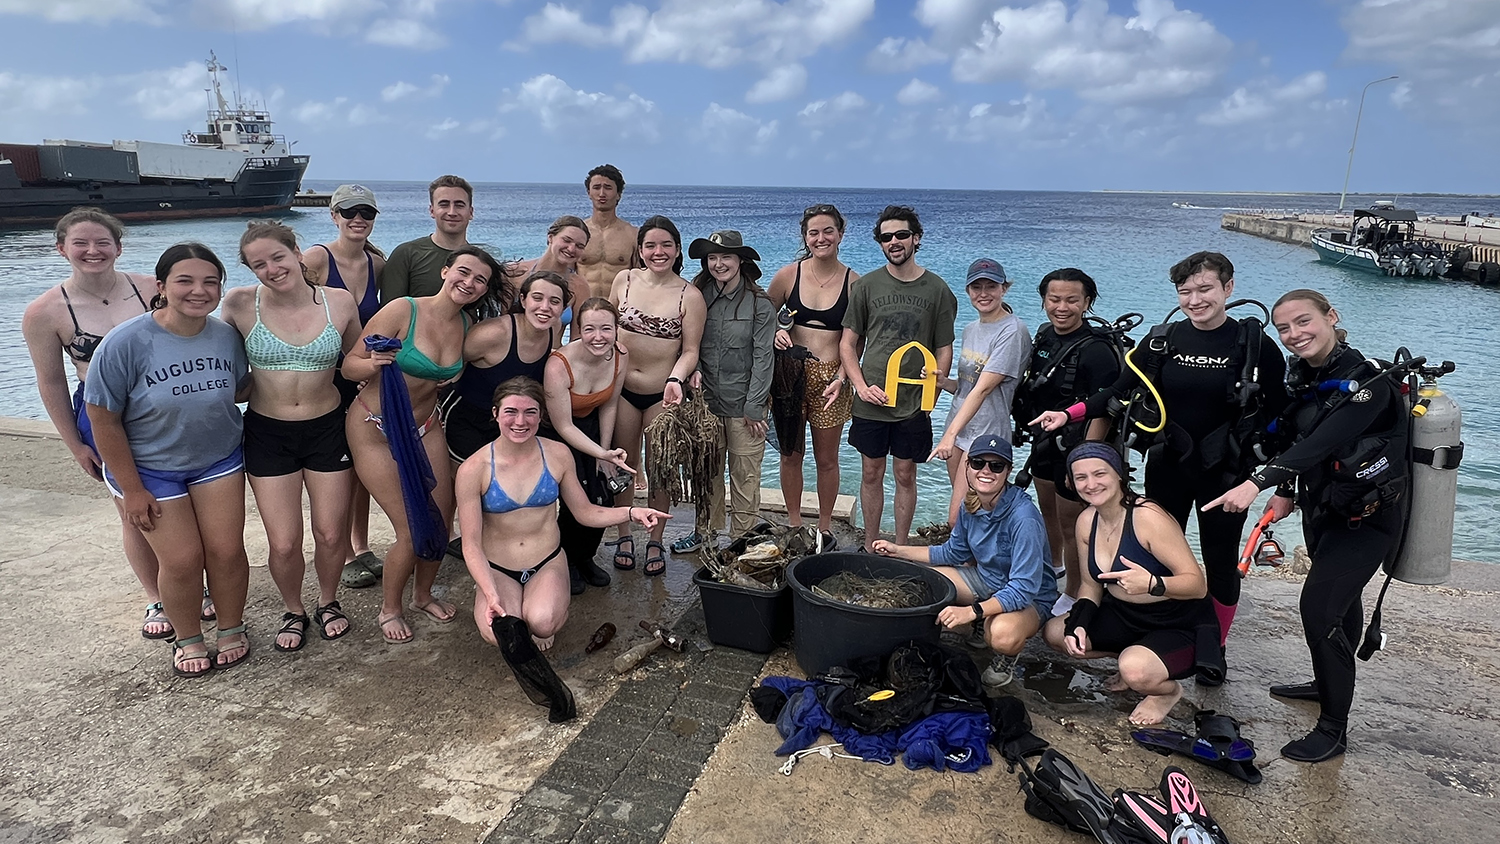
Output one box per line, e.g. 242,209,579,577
1015,323,1120,498
1082,506,1222,680
1248,345,1407,746
1082,317,1286,645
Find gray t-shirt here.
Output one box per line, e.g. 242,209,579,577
843,266,958,422
83,312,249,472
947,311,1031,452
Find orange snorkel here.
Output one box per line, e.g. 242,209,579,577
1237,510,1285,577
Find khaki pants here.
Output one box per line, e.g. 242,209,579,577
708,416,767,538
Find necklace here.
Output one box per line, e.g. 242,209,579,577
72,271,121,306
805,261,841,288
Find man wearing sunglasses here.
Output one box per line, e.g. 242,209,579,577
872,433,1057,687
379,174,476,302
840,205,958,552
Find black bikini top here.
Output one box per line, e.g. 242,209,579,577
60,280,148,363
787,262,851,332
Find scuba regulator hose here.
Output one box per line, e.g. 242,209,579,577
1122,344,1167,435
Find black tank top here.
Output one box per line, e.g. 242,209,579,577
1087,507,1173,581
452,314,554,406
787,261,850,331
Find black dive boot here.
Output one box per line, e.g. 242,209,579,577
1269,681,1320,701
1280,717,1347,763
492,617,577,723
567,559,586,595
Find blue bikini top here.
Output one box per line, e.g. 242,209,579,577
482,440,559,514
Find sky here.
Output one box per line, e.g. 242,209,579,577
1,0,1497,192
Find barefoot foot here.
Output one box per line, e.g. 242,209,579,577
1128,685,1183,726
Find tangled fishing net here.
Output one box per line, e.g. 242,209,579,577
702,523,820,591
812,572,932,609
644,390,724,532
770,345,813,456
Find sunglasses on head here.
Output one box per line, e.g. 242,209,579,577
804,204,838,217
337,206,378,220
876,229,914,243
967,457,1011,473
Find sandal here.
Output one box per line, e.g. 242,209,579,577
608,536,636,571
379,612,412,645
141,602,174,640
171,634,213,679
215,623,251,670
340,551,382,588
273,612,309,653
644,540,667,577
199,588,216,622
670,533,705,554
314,601,351,641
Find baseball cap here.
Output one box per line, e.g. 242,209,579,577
966,258,1007,286
330,184,379,211
968,433,1013,464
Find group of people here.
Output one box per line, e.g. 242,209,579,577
24,165,1414,762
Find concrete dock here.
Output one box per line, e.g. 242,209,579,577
3,420,1498,843
1222,211,1500,265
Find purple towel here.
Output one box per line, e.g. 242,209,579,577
366,335,448,560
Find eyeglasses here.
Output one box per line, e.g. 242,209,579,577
804,204,839,217
338,206,378,220
967,457,1011,473
876,229,914,243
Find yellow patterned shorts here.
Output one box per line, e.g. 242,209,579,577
804,358,853,430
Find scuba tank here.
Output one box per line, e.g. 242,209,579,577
1387,360,1462,584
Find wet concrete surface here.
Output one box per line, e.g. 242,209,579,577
3,427,1499,843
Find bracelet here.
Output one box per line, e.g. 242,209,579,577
1064,402,1087,423
628,506,635,522
665,376,683,385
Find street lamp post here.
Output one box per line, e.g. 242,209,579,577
1339,75,1399,212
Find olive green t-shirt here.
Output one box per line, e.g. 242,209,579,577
379,236,453,302
843,266,958,422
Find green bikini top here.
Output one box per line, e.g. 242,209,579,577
244,287,342,372
395,297,467,382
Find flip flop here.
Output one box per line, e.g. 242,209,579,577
379,612,412,645
141,602,174,640
410,598,456,624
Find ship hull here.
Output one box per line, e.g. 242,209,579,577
1309,229,1385,274
0,156,308,227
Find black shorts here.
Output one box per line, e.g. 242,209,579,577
439,391,497,463
848,413,932,462
243,407,352,477
1029,437,1081,502
1086,594,1214,680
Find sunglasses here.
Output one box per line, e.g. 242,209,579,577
337,206,378,220
876,229,914,243
967,457,1011,473
804,203,839,217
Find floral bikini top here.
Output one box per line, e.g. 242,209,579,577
617,272,685,340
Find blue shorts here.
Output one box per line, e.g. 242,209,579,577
73,381,96,454
930,560,996,601
104,447,245,502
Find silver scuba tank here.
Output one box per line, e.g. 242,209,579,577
1387,371,1463,584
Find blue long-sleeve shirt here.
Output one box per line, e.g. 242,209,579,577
929,484,1059,617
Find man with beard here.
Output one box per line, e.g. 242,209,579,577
839,205,958,552
578,164,638,300
380,175,475,301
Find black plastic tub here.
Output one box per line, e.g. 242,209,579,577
694,567,793,654
787,552,956,676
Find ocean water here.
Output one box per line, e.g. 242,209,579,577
2,183,1496,561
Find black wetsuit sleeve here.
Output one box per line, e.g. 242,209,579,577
1082,359,1139,419
1250,378,1397,489
1256,333,1289,423
1075,340,1122,398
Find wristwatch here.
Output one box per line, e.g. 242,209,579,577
1148,574,1167,597
971,601,986,620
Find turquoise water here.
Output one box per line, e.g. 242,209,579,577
2,183,1495,560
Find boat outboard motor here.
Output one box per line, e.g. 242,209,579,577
1388,360,1462,584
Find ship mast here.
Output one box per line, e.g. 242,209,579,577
208,51,231,115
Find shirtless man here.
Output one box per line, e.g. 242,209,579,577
578,164,638,300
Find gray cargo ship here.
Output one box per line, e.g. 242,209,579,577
0,54,308,227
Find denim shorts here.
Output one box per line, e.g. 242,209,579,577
104,446,245,502
929,560,996,601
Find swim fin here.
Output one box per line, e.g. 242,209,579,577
1194,710,1256,762
1159,766,1230,844
1041,749,1127,844
1113,788,1175,844
493,617,577,723
1131,728,1263,785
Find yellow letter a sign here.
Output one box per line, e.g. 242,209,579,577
883,341,938,411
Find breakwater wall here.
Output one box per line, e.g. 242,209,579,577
1222,212,1500,265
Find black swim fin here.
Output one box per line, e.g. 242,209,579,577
1131,728,1263,785
1113,789,1175,844
1194,710,1256,762
1041,749,1126,844
493,617,577,723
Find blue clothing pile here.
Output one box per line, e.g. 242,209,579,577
761,676,992,773
368,335,448,560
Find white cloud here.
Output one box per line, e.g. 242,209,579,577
1340,0,1500,121
381,74,450,102
126,62,210,121
799,91,868,118
908,0,1232,105
347,103,385,125
896,78,942,105
505,74,661,142
942,94,1054,143
866,36,947,72
426,117,461,139
0,71,96,116
295,97,349,124
1197,71,1328,127
695,103,779,151
745,64,807,103
0,0,161,23
518,0,874,68
366,17,445,49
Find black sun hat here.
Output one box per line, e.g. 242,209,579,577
688,229,761,261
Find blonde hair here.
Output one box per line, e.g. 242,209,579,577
1274,288,1348,343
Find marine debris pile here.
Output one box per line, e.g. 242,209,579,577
644,393,724,530
811,572,932,610
702,524,819,591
